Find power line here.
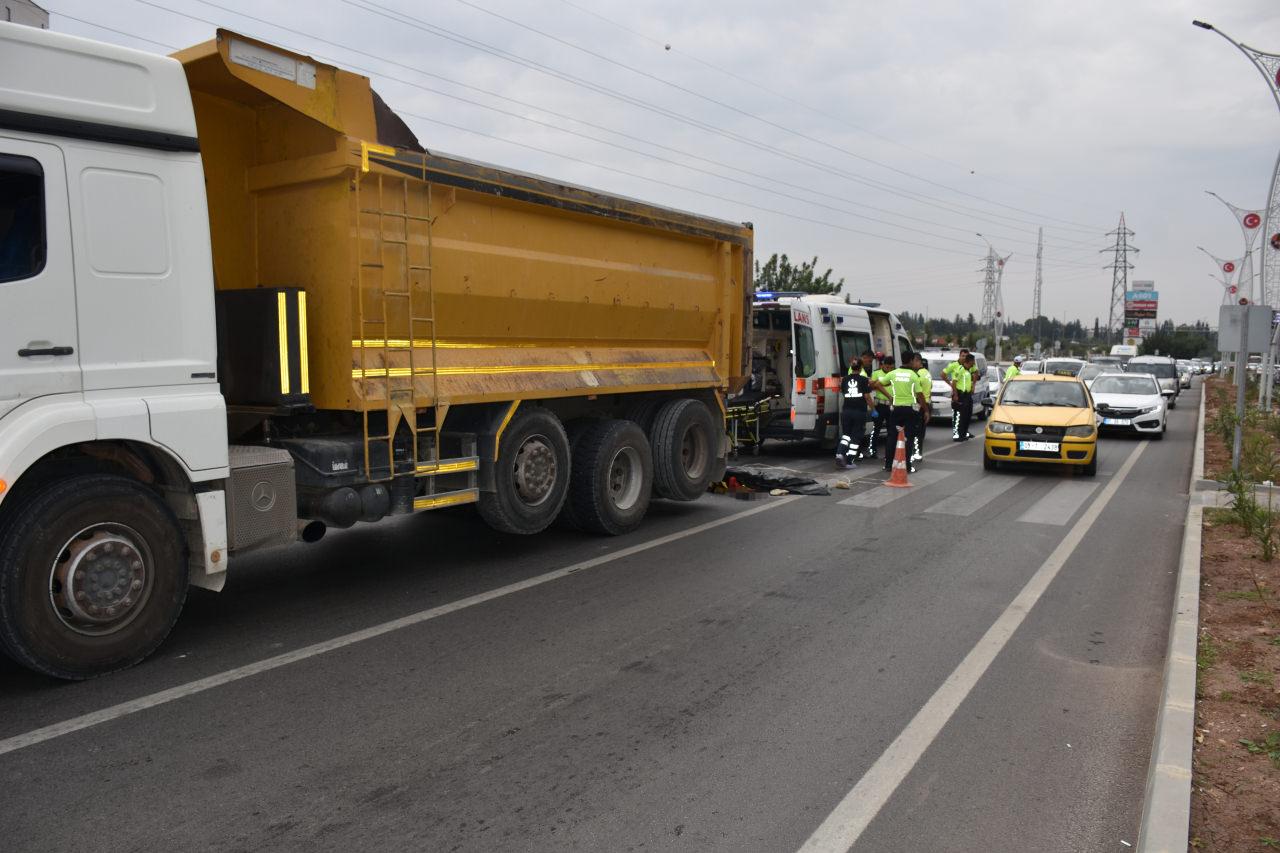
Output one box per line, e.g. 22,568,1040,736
409,114,981,257
48,8,178,50
554,0,972,174
140,0,1101,255
344,0,1108,235
555,0,1116,217
452,0,1107,233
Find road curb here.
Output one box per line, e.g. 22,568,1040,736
1137,382,1206,852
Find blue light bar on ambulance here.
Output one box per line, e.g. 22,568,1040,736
753,291,809,302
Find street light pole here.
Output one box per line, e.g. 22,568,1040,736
1195,20,1280,409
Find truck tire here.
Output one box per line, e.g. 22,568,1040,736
651,398,719,501
0,475,188,680
478,407,571,535
623,398,663,435
565,419,653,536
554,418,595,531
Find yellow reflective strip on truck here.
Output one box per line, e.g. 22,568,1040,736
297,290,310,394
351,360,715,379
276,291,290,394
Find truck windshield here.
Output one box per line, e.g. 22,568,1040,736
793,324,816,378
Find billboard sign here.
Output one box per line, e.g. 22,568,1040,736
1125,288,1158,320
1138,318,1157,331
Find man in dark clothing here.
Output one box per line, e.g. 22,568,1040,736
836,351,875,469
868,352,894,459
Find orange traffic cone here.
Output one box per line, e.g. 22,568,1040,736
885,426,912,488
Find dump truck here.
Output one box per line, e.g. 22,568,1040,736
0,24,752,678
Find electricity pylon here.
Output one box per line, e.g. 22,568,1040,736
1102,214,1137,344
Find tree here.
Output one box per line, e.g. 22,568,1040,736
754,253,844,295
1140,329,1215,359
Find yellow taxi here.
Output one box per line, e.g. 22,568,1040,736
983,374,1097,475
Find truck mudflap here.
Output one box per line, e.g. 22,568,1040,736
190,490,228,592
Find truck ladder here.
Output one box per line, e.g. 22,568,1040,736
354,164,440,483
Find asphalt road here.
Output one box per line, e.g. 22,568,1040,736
0,386,1197,852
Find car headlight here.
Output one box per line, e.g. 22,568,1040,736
1138,405,1160,415
1065,425,1095,437
989,421,1014,434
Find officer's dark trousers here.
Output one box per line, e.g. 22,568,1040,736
836,405,868,461
952,392,973,440
884,407,918,470
871,403,891,456
914,407,928,457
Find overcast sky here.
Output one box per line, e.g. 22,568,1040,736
48,0,1280,326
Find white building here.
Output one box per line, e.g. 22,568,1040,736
2,0,48,29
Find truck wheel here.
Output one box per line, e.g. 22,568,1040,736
478,407,571,535
651,398,719,501
623,398,663,435
554,419,595,531
0,475,188,680
565,420,653,536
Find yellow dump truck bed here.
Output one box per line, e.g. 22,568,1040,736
178,31,752,414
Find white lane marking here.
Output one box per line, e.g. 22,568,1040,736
0,496,803,759
837,470,954,507
798,441,1147,853
1017,481,1099,526
926,457,979,466
924,475,1020,516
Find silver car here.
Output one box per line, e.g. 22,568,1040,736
1126,355,1180,408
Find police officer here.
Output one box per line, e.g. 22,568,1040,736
835,351,875,469
874,352,928,474
948,352,978,441
1005,355,1023,381
869,352,894,458
910,351,931,462
942,350,965,434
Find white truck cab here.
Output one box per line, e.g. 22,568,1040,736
745,292,909,445
0,23,232,678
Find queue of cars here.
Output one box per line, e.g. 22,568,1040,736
980,352,1192,474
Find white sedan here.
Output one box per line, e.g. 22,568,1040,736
1090,372,1166,439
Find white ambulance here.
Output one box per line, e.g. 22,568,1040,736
744,293,912,446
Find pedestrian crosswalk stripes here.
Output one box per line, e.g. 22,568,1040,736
837,469,954,507
925,475,1021,517
832,465,1106,525
1017,481,1098,526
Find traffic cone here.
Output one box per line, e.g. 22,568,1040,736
885,426,912,488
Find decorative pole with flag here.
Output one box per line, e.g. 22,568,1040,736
1194,21,1280,408
1196,246,1243,304
1205,191,1264,302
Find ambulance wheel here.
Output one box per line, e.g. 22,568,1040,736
0,475,188,680
565,419,653,536
479,407,570,535
651,398,719,501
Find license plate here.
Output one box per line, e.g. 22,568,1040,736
1018,440,1059,452
1102,418,1131,426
